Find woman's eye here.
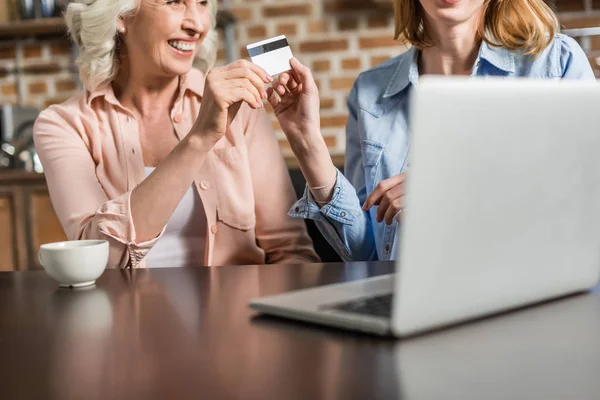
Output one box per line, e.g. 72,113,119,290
197,0,208,5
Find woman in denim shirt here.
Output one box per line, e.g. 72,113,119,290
268,0,595,261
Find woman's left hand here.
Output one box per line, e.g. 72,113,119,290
362,173,407,225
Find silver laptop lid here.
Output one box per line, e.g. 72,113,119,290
393,77,600,337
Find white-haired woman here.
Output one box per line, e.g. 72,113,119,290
33,0,319,269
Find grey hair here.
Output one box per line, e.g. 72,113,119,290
65,0,218,92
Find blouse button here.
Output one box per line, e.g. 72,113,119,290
200,181,210,190
173,114,183,123
210,224,218,235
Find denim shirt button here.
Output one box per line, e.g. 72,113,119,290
385,244,391,252
340,211,346,218
294,207,300,213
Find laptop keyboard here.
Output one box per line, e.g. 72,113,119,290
323,294,393,318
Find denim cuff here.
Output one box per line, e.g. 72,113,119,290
288,169,357,225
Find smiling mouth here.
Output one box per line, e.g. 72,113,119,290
168,40,195,52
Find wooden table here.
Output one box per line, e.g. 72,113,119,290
1,262,600,399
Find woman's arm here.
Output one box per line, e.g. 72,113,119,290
131,60,272,242
244,105,320,264
34,60,272,268
270,59,379,261
34,108,155,268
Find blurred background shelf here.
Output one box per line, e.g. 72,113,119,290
0,17,65,40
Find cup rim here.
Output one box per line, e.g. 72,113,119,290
40,240,108,251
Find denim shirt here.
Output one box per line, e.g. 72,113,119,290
289,34,596,261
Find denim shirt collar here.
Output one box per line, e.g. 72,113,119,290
383,46,419,98
383,40,516,98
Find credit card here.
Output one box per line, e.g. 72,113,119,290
246,35,293,77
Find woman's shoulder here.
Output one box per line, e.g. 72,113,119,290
37,90,96,122
34,90,100,143
539,33,588,65
514,33,592,78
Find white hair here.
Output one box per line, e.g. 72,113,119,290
66,0,218,92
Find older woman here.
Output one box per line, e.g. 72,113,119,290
270,0,595,261
33,0,319,269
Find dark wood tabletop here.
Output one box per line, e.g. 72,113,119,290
1,261,600,400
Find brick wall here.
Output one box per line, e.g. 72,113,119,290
1,0,600,158
217,0,402,157
0,40,76,111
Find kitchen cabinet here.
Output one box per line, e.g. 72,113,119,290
0,171,66,271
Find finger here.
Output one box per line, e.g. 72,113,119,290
384,197,405,225
230,86,262,109
224,59,272,83
277,72,291,88
244,78,265,105
376,196,390,223
286,75,299,91
363,174,406,211
385,183,406,202
278,72,300,93
289,57,317,92
364,183,387,211
224,78,262,106
363,189,383,212
226,67,268,99
266,87,280,109
274,81,287,96
270,74,288,96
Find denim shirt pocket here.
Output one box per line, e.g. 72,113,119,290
361,139,384,188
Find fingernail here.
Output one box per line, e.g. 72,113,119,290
265,75,273,82
290,57,299,65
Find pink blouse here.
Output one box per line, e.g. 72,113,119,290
33,68,319,269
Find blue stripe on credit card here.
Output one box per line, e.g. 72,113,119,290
247,38,290,57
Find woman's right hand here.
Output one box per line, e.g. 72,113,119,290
267,57,322,146
191,60,272,148
268,57,337,190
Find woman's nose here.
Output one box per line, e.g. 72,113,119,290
182,7,205,35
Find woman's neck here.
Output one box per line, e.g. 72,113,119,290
419,14,482,76
112,57,180,118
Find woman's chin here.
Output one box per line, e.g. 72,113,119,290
431,9,475,25
160,61,195,77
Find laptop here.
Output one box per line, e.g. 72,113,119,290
249,77,600,337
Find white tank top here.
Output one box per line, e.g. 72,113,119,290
143,167,207,268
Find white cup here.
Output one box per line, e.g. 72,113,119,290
38,240,109,288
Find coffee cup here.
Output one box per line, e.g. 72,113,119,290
38,240,109,288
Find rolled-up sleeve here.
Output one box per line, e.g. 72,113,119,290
33,108,163,269
289,84,378,261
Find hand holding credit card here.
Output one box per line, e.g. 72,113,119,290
248,41,339,198
246,35,293,77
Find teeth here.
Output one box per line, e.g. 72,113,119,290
168,40,195,52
